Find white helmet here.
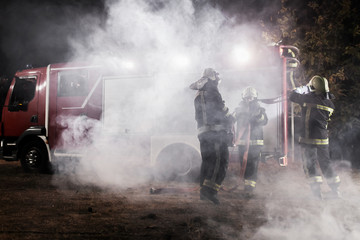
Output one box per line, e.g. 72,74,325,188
242,86,258,100
189,68,220,90
202,68,219,81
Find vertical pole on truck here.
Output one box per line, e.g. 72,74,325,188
278,45,300,165
45,64,51,138
291,102,295,162
280,57,288,166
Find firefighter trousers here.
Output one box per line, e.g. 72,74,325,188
238,145,261,186
301,144,340,188
198,130,229,191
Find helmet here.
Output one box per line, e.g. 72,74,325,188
202,68,219,81
307,75,329,94
242,86,258,100
189,68,219,90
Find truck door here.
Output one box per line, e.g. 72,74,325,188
51,68,102,150
2,75,39,137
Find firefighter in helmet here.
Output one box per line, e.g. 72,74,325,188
289,75,341,199
189,68,235,205
234,86,268,195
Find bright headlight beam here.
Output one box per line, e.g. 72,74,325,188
232,46,251,65
122,60,135,69
172,54,189,68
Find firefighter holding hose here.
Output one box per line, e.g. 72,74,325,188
189,68,235,205
234,86,268,196
289,75,341,199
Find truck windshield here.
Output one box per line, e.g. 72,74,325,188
9,77,37,111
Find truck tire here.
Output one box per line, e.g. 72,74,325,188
20,140,50,173
154,143,201,182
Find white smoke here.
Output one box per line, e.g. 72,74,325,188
253,167,360,240
51,0,279,189
49,1,360,239
70,0,268,73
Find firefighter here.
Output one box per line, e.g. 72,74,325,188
289,75,341,199
234,86,268,195
189,68,234,205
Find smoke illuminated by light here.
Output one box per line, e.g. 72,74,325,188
232,45,252,65
46,0,360,239
121,60,135,69
60,0,284,188
171,54,190,69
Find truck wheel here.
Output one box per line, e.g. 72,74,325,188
20,140,50,173
154,143,201,182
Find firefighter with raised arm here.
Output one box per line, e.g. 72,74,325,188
234,86,268,195
189,68,235,205
289,75,341,199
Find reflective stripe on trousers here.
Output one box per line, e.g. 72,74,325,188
244,179,256,188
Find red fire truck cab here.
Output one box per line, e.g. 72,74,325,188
1,63,103,172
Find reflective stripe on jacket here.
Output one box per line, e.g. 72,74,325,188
289,92,335,145
234,100,268,146
236,139,264,146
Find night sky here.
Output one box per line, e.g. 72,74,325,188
0,0,107,76
0,0,280,77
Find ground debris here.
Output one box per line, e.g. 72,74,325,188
1,160,360,239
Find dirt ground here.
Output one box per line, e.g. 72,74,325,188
1,159,360,240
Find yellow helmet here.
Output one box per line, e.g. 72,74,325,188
307,75,329,94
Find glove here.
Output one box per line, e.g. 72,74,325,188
250,108,265,122
294,85,311,94
224,114,236,131
225,130,235,147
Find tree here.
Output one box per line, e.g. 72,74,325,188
263,0,360,167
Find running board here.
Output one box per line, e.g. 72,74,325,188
53,150,83,158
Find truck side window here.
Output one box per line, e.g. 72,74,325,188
58,71,87,97
9,77,37,112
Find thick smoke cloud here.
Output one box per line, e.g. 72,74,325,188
254,168,360,240
70,0,266,73
14,0,355,238
53,0,280,189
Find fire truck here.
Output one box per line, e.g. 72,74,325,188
0,45,299,179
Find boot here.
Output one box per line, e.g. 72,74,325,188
244,185,255,198
200,186,220,205
310,183,323,200
244,185,255,192
328,184,341,199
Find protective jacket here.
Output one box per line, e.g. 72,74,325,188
289,91,334,145
194,79,233,134
234,100,268,146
